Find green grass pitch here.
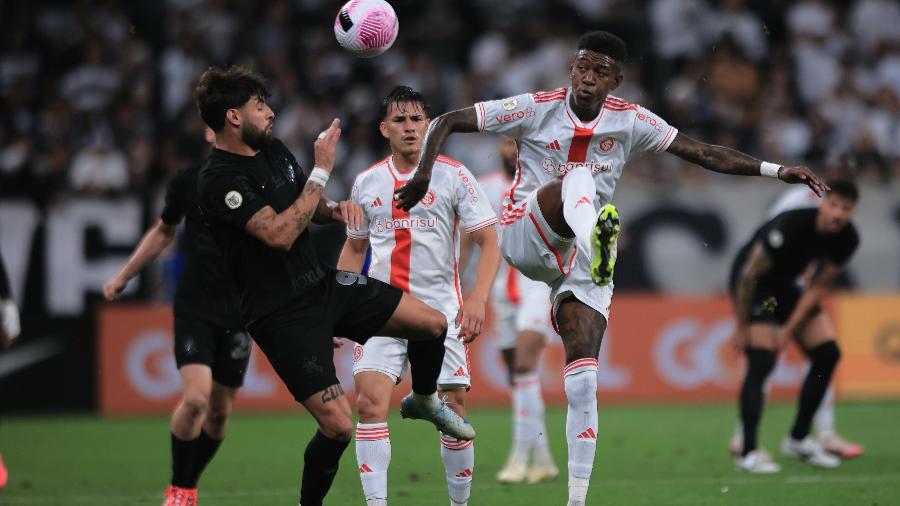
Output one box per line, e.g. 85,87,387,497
2,402,898,505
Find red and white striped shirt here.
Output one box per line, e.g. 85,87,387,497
349,155,498,326
475,87,678,216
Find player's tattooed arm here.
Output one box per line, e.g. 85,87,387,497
244,181,323,251
320,384,345,404
667,133,828,196
312,197,338,224
731,242,773,350
394,107,479,211
244,119,341,250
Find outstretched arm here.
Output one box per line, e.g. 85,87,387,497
666,133,829,196
103,219,178,301
394,107,479,211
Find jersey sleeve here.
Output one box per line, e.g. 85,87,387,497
631,105,678,154
474,93,536,139
160,171,187,226
199,166,267,230
454,165,499,233
826,226,859,266
759,212,804,262
346,174,370,239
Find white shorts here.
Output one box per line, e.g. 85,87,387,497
491,263,553,350
498,189,613,325
352,330,470,389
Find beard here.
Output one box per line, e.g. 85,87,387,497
242,122,272,151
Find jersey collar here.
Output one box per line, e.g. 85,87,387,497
387,155,416,181
564,87,604,131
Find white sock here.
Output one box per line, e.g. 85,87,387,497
564,358,598,502
356,422,391,502
813,383,836,435
511,372,540,463
561,166,598,253
532,387,554,466
440,433,474,505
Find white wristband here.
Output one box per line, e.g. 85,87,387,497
308,167,330,188
760,161,781,179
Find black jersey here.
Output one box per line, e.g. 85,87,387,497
160,165,243,328
734,208,859,286
198,138,325,325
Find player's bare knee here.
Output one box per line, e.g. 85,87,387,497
428,311,448,339
320,415,354,441
181,392,210,420
356,388,390,423
557,301,605,363
205,405,231,435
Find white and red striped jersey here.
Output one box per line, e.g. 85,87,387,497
769,186,821,218
349,155,498,325
474,87,678,213
476,171,512,218
477,171,519,301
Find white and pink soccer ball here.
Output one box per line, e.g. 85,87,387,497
334,0,399,58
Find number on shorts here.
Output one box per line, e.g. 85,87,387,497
336,271,367,286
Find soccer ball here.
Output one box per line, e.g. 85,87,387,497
334,0,399,58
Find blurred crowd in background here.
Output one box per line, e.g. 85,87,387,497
2,0,900,207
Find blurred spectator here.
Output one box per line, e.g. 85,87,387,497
68,136,129,195
0,0,898,211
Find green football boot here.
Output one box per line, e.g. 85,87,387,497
590,204,620,286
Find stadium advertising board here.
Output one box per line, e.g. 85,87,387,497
97,294,900,414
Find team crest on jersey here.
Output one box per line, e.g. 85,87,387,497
225,191,243,209
597,137,616,153
502,98,518,111
419,190,437,208
353,344,364,363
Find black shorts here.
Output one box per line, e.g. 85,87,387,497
248,269,403,403
729,260,820,325
173,314,252,388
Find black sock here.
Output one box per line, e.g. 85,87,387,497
189,431,223,486
790,341,841,440
170,433,197,488
740,347,776,457
406,330,447,395
299,431,350,506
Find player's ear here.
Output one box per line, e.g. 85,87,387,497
226,108,241,128
611,71,624,91
379,121,389,139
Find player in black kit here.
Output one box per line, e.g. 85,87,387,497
729,180,860,473
104,128,250,505
194,66,473,506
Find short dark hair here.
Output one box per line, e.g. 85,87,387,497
827,179,859,203
196,66,271,131
380,86,430,119
577,31,627,64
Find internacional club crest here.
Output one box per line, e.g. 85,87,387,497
419,190,437,208
597,137,616,153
